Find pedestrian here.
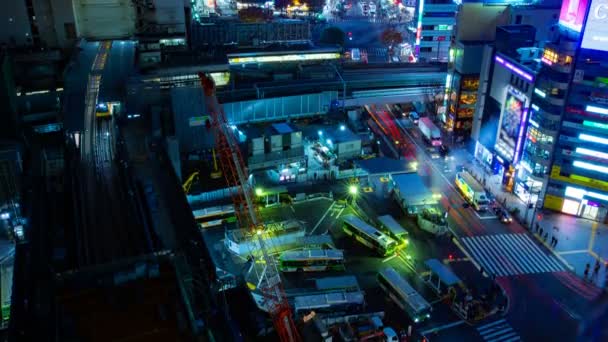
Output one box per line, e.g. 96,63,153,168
594,260,601,279
539,227,544,237
544,232,548,242
503,197,507,206
584,263,590,280
554,237,558,248
535,222,539,232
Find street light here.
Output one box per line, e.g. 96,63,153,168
255,188,264,197
349,185,358,195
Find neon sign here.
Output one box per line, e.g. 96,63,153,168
559,0,590,32
581,0,608,51
494,55,534,82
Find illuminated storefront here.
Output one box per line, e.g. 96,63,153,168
543,0,608,222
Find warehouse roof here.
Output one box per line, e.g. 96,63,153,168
326,126,359,144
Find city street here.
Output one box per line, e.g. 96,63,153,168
380,106,605,341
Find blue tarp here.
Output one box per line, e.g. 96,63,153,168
425,258,461,286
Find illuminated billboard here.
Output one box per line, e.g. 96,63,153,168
581,0,608,51
559,0,589,32
495,88,528,163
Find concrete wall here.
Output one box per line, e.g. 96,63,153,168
456,4,510,42
73,0,136,40
50,0,77,49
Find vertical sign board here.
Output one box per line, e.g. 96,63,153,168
559,0,590,32
495,87,527,163
581,0,608,51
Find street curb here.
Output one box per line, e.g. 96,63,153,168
531,232,576,272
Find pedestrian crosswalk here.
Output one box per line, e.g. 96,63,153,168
365,47,388,57
461,233,565,277
476,319,520,342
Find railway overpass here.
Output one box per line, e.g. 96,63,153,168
151,63,446,127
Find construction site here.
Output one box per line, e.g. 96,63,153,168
182,72,506,341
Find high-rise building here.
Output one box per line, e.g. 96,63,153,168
542,0,608,222
0,0,77,50
443,2,560,143
414,0,458,62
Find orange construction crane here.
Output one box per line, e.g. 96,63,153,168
198,72,299,342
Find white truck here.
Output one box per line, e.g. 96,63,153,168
418,117,442,147
455,171,490,211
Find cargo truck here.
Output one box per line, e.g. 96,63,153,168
418,117,442,146
455,171,490,211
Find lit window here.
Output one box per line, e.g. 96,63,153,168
573,160,608,174
562,199,580,215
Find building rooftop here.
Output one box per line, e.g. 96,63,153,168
326,126,359,144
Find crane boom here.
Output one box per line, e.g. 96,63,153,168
198,73,299,342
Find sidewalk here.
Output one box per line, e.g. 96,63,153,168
465,152,608,287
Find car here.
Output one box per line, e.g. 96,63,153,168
439,144,450,157
409,112,420,124
495,207,512,223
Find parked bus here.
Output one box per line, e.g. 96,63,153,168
315,275,360,293
342,214,398,256
294,291,365,316
377,214,409,247
278,249,346,272
377,267,431,323
192,204,236,228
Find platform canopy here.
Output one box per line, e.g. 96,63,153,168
425,258,461,286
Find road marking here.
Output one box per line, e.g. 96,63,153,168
462,234,565,277
558,249,589,255
476,319,520,341
420,320,465,336
336,207,345,218
309,201,335,235
383,254,398,263
588,221,599,253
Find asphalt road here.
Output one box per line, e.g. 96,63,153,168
385,106,601,341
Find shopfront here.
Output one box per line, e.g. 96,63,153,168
474,141,494,172
560,186,608,222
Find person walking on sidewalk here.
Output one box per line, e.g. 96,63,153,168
594,260,601,281
584,263,590,280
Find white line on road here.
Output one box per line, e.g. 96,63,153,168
309,201,335,235
336,207,345,218
420,320,466,336
557,249,589,255
382,254,398,263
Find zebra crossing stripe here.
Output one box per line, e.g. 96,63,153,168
472,236,505,275
472,236,505,276
482,235,518,276
463,237,498,276
477,319,520,342
498,235,536,274
516,234,564,271
462,234,565,277
488,235,525,275
507,234,547,274
477,318,506,332
488,332,519,342
482,326,513,340
510,234,554,273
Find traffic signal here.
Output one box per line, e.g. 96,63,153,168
537,213,543,221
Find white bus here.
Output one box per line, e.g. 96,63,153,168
278,249,346,272
342,215,398,256
192,204,236,228
377,215,409,246
377,267,431,323
294,291,365,316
